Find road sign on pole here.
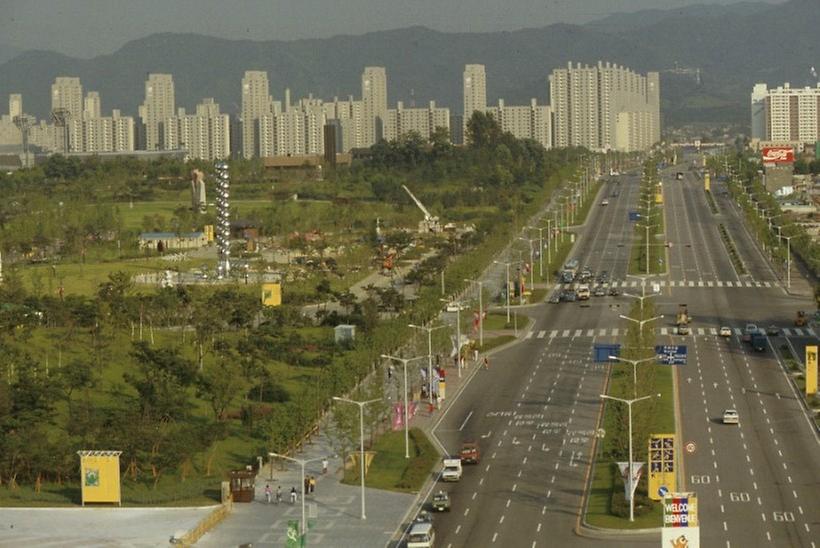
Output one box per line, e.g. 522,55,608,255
655,345,687,365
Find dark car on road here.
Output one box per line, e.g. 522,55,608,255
548,293,561,304
594,285,607,297
608,286,620,296
561,290,577,302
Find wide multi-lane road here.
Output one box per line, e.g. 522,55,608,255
419,171,657,548
664,163,820,548
409,158,819,547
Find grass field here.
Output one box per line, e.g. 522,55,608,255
112,199,276,231
342,428,438,493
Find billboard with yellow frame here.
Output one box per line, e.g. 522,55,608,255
78,450,122,506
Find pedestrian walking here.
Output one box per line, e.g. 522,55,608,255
473,349,479,363
309,475,316,494
387,365,393,380
290,486,297,504
264,483,272,504
483,356,489,370
304,476,310,494
322,458,328,474
276,486,282,504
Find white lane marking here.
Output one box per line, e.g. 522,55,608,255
698,281,704,287
783,328,792,336
537,330,546,339
794,328,804,336
472,492,478,500
688,281,695,287
459,410,474,431
612,328,619,337
587,329,594,337
562,330,570,337
574,329,582,337
550,330,558,338
599,328,607,336
717,281,724,287
492,532,498,542
710,328,717,335
661,327,669,335
525,331,534,339
708,281,714,287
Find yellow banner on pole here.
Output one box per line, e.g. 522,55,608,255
806,345,818,395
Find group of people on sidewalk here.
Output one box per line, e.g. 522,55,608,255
263,458,329,505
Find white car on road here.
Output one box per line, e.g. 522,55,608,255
719,326,732,337
722,409,739,425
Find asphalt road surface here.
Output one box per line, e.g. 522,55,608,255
409,159,819,547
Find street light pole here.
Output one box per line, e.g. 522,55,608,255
518,237,536,290
381,354,424,459
441,298,464,378
527,227,546,279
269,452,330,536
332,396,380,520
780,235,792,291
409,324,445,404
599,393,661,522
493,261,514,323
464,278,484,347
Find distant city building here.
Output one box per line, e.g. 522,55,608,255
485,98,552,150
549,61,660,152
51,77,83,120
164,98,230,160
139,73,175,151
69,109,135,153
361,67,387,146
241,70,273,158
383,101,450,142
751,83,820,144
323,96,365,152
463,64,487,139
83,91,101,119
9,94,22,119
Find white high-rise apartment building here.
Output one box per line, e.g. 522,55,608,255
67,107,135,154
751,83,820,143
51,77,83,120
323,97,365,152
83,92,101,119
9,94,22,119
549,62,660,152
139,74,175,151
463,64,487,138
361,67,387,147
485,99,552,150
383,101,450,142
241,71,273,158
165,98,230,161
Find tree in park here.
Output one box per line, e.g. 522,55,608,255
125,341,197,421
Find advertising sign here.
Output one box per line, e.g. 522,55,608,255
77,450,122,506
806,345,818,395
262,283,282,307
594,343,621,363
662,492,700,548
703,172,711,192
648,434,676,501
761,146,795,164
656,345,688,365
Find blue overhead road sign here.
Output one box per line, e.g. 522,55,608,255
656,345,687,365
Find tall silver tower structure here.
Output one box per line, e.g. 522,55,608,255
214,162,231,277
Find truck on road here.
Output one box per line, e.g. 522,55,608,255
441,458,463,482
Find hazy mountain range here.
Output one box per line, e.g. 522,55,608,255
0,0,816,129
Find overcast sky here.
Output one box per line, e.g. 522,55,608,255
2,0,785,58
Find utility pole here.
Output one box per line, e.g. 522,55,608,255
464,278,484,347
409,324,446,404
381,354,425,458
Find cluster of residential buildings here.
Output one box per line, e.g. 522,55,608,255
751,82,820,147
0,61,662,166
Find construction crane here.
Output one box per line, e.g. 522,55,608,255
402,185,441,233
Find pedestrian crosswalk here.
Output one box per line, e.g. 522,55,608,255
556,279,780,290
524,326,817,340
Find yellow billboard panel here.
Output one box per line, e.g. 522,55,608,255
806,345,817,395
78,451,122,506
262,283,282,307
204,225,215,242
648,433,676,501
704,173,711,192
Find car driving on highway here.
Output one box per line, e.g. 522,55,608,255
722,409,739,425
719,326,732,337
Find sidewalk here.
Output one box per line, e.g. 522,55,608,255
197,428,415,548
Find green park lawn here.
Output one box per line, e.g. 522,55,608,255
342,428,438,493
